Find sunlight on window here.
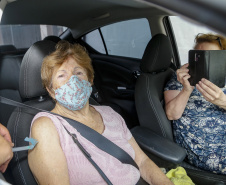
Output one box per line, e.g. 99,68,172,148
170,16,216,65
0,9,2,22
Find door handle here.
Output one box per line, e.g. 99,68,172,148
133,71,141,79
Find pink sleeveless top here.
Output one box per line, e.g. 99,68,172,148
30,106,140,185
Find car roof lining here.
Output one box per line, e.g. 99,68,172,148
1,0,171,38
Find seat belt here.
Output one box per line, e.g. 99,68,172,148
0,96,148,185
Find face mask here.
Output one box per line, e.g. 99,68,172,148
54,75,92,111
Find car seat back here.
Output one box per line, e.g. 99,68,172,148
0,48,26,126
0,45,17,53
6,40,56,185
135,34,174,140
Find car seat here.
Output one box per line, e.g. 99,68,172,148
135,33,174,140
134,33,226,185
6,40,98,185
43,35,61,43
0,45,17,53
0,47,25,127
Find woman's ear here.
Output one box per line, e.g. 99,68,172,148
46,87,55,100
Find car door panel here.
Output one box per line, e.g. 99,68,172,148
91,54,140,128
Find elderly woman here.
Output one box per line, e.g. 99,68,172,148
28,41,173,185
164,33,226,174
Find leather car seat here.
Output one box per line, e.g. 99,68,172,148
6,40,98,185
43,35,61,43
0,45,17,53
6,40,56,185
135,33,174,140
0,48,25,126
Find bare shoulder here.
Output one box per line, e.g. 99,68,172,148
32,116,54,129
32,116,56,131
31,116,59,142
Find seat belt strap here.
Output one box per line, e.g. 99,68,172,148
62,124,113,185
0,96,138,169
0,96,149,185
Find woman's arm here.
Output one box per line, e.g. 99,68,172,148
129,137,173,185
28,117,70,185
164,63,194,120
196,78,226,110
164,89,192,120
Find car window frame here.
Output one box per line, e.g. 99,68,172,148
163,16,181,69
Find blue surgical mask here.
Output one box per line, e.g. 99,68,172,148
54,75,92,111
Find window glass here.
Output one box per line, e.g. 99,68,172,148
101,18,151,58
82,18,151,59
170,16,216,65
0,25,67,49
82,29,106,54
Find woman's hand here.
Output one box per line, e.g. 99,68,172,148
0,123,12,144
0,123,14,173
0,142,13,173
196,78,226,109
176,63,194,92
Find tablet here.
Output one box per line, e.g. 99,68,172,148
188,50,226,88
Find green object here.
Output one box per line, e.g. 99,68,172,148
166,167,195,185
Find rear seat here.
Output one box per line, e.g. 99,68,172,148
0,37,62,127
0,45,17,53
0,46,27,126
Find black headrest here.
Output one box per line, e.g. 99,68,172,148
43,35,61,43
19,40,56,99
0,55,22,90
0,45,17,53
141,34,172,73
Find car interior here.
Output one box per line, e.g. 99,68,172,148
0,0,225,185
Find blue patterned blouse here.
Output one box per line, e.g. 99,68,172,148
164,73,226,174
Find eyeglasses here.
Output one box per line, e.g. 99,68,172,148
195,33,223,49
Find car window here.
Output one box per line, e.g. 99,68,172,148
82,29,106,54
169,16,216,65
82,18,151,59
0,25,67,49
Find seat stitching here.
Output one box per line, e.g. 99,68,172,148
14,109,27,185
24,52,28,98
145,75,166,137
24,46,33,98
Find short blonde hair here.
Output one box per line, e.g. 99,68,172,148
194,33,226,50
41,40,94,90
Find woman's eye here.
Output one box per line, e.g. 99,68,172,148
76,71,84,76
58,74,65,78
